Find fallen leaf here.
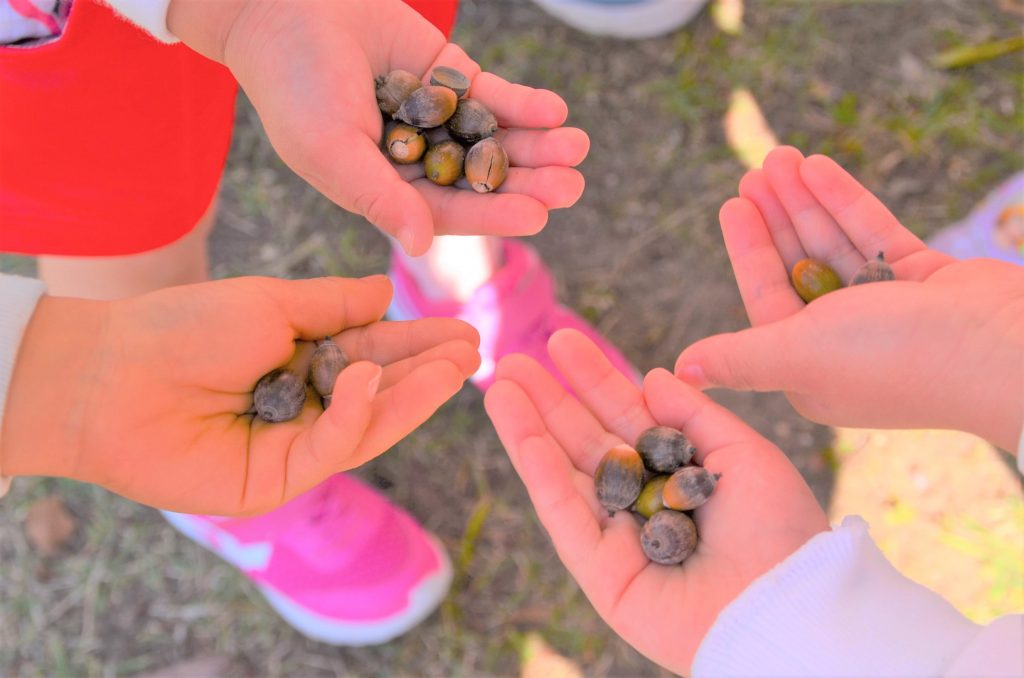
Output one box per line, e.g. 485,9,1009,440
723,88,779,170
520,632,584,678
24,496,76,556
932,36,1024,70
711,0,744,36
134,656,231,678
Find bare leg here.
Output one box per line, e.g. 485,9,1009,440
37,198,217,300
395,234,504,303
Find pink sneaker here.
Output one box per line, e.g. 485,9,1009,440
388,239,640,389
161,474,452,646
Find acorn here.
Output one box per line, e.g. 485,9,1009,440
791,258,842,303
375,69,422,116
429,66,471,97
423,140,466,186
424,125,454,147
850,251,895,286
446,99,498,144
464,138,509,193
636,426,696,473
309,338,349,408
634,475,670,519
663,466,720,511
640,510,698,565
594,445,645,516
395,85,458,128
253,368,307,423
385,123,427,165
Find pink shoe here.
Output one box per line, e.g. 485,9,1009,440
388,239,640,390
161,474,452,646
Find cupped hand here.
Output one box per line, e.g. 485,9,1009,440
676,147,1024,450
484,329,827,674
174,0,589,256
1,276,480,515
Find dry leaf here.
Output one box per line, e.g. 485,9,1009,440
932,36,1024,70
134,656,231,678
24,496,76,556
712,0,744,36
724,88,780,170
520,632,584,678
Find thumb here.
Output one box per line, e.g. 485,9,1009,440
285,361,383,497
675,318,806,394
304,131,436,256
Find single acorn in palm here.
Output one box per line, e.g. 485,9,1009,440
594,445,645,516
663,466,720,511
850,251,895,286
636,426,696,473
640,510,698,565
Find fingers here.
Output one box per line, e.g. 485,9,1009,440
468,72,569,129
345,359,467,468
254,275,393,340
409,179,550,236
738,168,806,270
494,127,590,168
548,329,658,446
378,339,481,389
334,317,480,365
643,369,762,464
763,146,866,280
489,167,585,209
494,353,626,475
799,154,928,264
719,197,805,326
674,319,806,396
282,361,382,499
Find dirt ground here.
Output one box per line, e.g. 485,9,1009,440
1,1,1022,676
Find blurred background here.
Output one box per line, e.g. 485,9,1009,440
2,0,1022,675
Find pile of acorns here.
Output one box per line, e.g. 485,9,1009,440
791,251,895,303
595,426,719,565
375,66,509,192
251,338,349,423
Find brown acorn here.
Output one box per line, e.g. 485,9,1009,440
640,510,698,565
385,123,427,165
594,445,645,516
429,66,471,97
464,138,509,193
791,258,841,303
309,338,349,407
375,70,422,116
634,475,670,519
850,251,895,286
446,99,498,144
423,140,466,186
424,125,454,147
395,85,458,128
635,426,696,473
253,368,307,423
663,466,720,511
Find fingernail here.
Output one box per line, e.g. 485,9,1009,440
677,364,710,390
367,365,383,398
397,226,418,256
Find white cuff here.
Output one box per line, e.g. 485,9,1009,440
0,274,47,497
103,0,178,43
693,515,1022,677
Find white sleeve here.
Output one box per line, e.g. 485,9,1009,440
0,274,47,497
101,0,178,43
693,515,1024,678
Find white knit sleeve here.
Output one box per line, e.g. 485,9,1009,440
102,0,178,43
0,274,47,496
693,515,1024,677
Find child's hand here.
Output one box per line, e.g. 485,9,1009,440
484,329,827,674
168,0,588,256
676,147,1024,451
1,276,480,515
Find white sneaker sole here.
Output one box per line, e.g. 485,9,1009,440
531,0,709,39
162,510,454,646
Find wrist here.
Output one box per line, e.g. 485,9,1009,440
0,296,109,481
166,0,248,63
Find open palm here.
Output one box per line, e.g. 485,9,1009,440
223,0,589,255
485,329,826,674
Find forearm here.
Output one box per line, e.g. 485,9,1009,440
693,516,1024,677
0,294,107,481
